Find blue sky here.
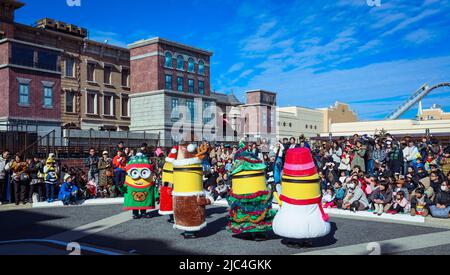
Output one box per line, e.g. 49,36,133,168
16,0,450,120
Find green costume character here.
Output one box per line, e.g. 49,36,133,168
227,142,276,241
119,153,156,219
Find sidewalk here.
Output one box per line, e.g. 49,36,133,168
1,197,449,228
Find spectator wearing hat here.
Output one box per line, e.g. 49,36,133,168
410,187,431,217
98,151,113,198
43,156,59,203
58,174,79,206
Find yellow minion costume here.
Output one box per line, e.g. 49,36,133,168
273,148,331,241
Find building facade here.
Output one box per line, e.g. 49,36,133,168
129,37,241,146
0,0,131,140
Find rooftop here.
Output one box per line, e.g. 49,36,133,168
128,37,213,56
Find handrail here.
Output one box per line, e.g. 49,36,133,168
19,129,56,158
386,82,450,120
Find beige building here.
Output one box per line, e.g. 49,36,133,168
321,119,450,138
419,105,450,121
277,102,358,140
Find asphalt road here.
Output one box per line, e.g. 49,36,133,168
1,204,450,255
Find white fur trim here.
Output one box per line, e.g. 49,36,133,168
165,157,175,163
158,210,174,215
173,157,201,167
171,148,178,154
172,191,206,197
273,202,331,239
173,222,207,232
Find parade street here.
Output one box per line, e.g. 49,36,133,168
1,203,450,255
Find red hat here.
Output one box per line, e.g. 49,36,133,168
166,146,178,163
283,148,317,177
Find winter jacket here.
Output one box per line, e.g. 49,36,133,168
344,186,369,208
112,156,127,172
43,164,59,185
351,147,366,172
334,186,346,200
440,157,450,177
339,153,352,171
0,157,11,180
403,146,419,162
410,194,432,211
373,149,386,163
58,182,79,200
369,187,393,204
434,190,450,207
85,155,99,174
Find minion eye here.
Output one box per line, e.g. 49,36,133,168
130,169,140,179
140,168,151,179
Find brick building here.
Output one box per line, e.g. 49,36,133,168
129,37,241,146
0,0,131,141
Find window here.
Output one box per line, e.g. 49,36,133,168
65,58,75,77
165,52,173,68
203,102,213,123
104,66,112,84
103,94,114,116
122,68,129,87
188,79,194,93
177,77,184,92
171,98,179,120
262,113,267,127
43,86,53,108
188,58,195,73
198,60,205,75
37,50,59,71
11,44,34,67
186,100,196,122
86,92,98,115
177,55,184,70
87,63,95,82
19,83,30,105
199,81,205,95
305,124,308,129
165,74,173,90
66,92,75,113
121,95,129,117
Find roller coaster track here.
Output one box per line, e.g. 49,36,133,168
386,82,450,120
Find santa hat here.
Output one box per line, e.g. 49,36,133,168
165,146,178,163
126,152,153,172
283,148,317,177
173,143,202,167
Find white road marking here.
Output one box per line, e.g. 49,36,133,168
47,211,133,242
296,230,450,255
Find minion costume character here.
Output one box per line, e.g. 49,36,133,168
172,143,213,239
273,148,331,248
227,142,275,241
159,146,178,223
119,153,155,219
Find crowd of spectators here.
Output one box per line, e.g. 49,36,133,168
1,134,449,220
